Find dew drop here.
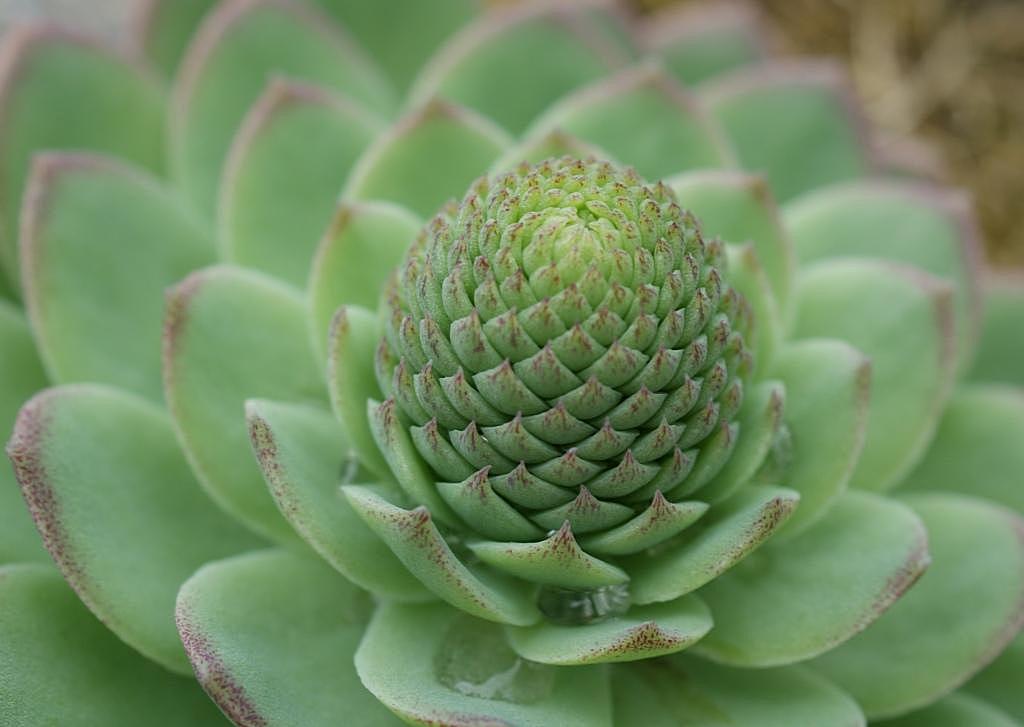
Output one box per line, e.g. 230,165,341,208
537,583,631,626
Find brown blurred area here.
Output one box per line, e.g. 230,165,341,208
637,0,1024,267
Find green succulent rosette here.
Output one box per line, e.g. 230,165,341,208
1,1,1022,725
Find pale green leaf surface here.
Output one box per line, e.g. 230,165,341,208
409,2,621,133
343,99,510,218
356,601,613,727
309,202,419,359
812,493,1024,719
171,0,394,217
492,129,617,172
785,182,982,374
177,549,400,727
0,29,165,287
693,490,929,667
626,485,799,605
900,384,1024,514
794,259,955,491
507,595,712,665
0,564,225,726
612,655,864,727
702,62,870,202
875,692,1020,727
245,398,429,601
0,301,48,563
768,339,869,535
5,384,262,675
136,0,217,77
219,78,381,287
722,242,781,373
164,265,324,543
969,273,1024,387
966,633,1024,721
527,64,731,181
21,154,212,402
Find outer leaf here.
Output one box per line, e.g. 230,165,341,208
6,384,262,675
785,181,983,373
669,170,795,325
612,655,864,727
812,493,1024,719
0,28,165,286
134,0,217,76
969,272,1024,386
692,490,929,667
0,564,225,725
900,384,1024,513
768,339,870,535
0,301,48,563
177,548,401,727
794,259,955,491
702,61,872,201
875,692,1019,727
21,153,212,402
219,78,382,287
343,98,511,218
245,397,429,601
171,0,394,217
493,128,617,171
316,0,476,89
309,201,420,358
409,0,624,132
635,2,767,85
356,601,613,726
526,63,732,180
506,595,712,665
163,265,324,543
627,485,800,605
966,633,1024,721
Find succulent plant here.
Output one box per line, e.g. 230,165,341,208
1,0,1022,725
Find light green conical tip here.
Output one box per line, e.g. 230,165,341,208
378,157,754,622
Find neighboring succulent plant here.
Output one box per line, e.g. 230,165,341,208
1,1,1022,725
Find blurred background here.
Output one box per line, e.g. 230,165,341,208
2,0,1021,266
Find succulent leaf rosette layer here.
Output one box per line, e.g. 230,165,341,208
1,1,1023,725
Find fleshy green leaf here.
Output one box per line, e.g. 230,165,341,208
219,78,382,287
356,601,613,726
134,0,217,77
702,61,872,201
163,265,324,543
507,595,712,665
20,154,212,402
309,201,420,358
0,564,225,725
612,655,864,727
245,398,429,601
794,259,955,491
171,0,394,217
875,692,1019,727
900,384,1024,513
177,548,401,726
966,633,1024,721
0,28,165,287
812,493,1024,719
785,181,983,374
769,339,870,535
692,490,929,667
343,485,540,626
669,169,795,325
409,1,623,133
0,301,48,563
969,272,1024,386
6,384,262,675
526,63,731,180
316,0,476,89
636,2,766,85
343,98,511,218
492,128,617,171
626,485,800,605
